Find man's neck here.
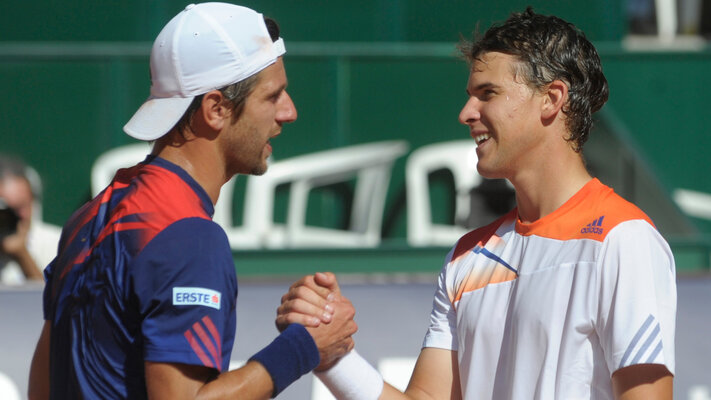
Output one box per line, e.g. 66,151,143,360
152,134,227,205
511,153,592,224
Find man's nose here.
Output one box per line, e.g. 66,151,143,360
277,91,297,123
458,97,481,125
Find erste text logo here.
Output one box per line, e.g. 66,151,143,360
173,287,221,310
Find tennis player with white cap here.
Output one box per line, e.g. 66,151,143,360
28,3,356,399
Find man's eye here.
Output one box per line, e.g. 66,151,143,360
477,90,494,100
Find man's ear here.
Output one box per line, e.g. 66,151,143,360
199,90,229,131
541,79,568,120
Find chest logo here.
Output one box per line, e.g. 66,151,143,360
173,287,221,310
580,216,605,235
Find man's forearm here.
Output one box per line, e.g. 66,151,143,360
612,364,673,400
14,247,43,280
28,322,50,400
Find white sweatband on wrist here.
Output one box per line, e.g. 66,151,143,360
314,350,384,400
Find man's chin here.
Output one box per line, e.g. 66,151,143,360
476,166,505,180
250,164,268,176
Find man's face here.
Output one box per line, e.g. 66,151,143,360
221,58,297,176
0,176,33,222
458,52,546,180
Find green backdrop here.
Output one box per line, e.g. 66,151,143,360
1,0,709,272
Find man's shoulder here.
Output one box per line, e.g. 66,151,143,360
586,179,655,232
60,160,214,258
151,217,227,245
122,160,212,221
451,210,517,259
519,179,656,243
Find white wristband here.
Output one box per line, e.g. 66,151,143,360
314,350,384,400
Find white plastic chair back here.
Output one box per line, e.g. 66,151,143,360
245,140,409,248
406,140,481,247
673,188,711,220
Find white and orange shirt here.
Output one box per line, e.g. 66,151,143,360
423,178,676,400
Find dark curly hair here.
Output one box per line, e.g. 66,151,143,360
459,7,609,152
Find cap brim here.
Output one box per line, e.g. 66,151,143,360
123,96,195,141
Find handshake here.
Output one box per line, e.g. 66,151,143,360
274,273,386,400
276,272,357,371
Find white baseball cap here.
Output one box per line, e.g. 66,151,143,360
124,2,286,141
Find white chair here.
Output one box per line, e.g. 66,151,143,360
91,141,408,249
89,143,257,247
673,188,711,220
90,143,151,197
245,140,409,248
406,140,483,247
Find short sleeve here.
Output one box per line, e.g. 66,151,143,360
131,218,238,372
595,220,676,375
423,247,459,351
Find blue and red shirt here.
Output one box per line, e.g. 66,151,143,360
43,156,237,399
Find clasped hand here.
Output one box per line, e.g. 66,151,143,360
277,272,357,371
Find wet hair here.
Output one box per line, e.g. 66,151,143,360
175,16,281,135
459,7,609,152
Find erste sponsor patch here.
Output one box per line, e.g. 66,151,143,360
173,287,221,310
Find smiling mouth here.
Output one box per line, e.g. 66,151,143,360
474,133,491,145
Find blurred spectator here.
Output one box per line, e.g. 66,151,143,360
0,155,61,285
627,0,657,34
627,0,710,38
700,0,711,38
461,179,516,230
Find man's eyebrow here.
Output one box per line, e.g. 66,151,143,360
466,82,498,95
270,82,287,96
474,82,498,91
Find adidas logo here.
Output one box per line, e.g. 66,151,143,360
580,216,605,235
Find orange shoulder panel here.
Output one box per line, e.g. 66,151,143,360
451,209,517,263
515,179,654,242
